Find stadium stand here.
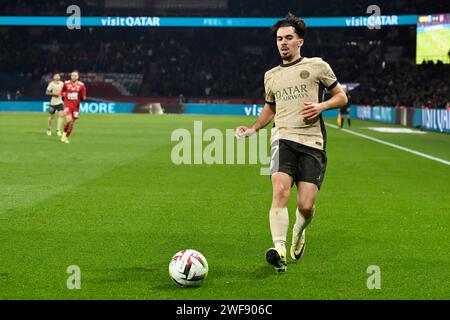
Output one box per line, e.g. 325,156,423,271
0,0,448,108
1,0,448,17
40,73,143,97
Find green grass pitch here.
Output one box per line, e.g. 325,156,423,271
0,112,449,299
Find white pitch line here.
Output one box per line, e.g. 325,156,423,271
325,122,450,166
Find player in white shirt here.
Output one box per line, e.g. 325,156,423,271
45,73,65,136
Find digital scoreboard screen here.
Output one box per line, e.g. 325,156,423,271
416,13,450,64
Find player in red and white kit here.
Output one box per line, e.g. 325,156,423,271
60,70,86,143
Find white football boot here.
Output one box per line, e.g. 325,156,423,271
290,228,306,261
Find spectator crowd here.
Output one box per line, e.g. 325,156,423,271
0,1,448,108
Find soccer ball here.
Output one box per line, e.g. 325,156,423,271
169,249,208,287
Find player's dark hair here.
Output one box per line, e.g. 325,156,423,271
271,12,306,39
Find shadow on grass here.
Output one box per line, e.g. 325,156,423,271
90,259,288,294
92,266,159,284
150,263,278,292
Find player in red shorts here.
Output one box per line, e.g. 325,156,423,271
60,70,86,143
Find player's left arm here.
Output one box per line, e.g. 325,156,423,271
303,60,348,121
81,84,87,100
302,84,348,121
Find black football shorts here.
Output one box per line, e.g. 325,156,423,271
269,139,327,189
49,103,64,114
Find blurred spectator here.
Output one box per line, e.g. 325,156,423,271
177,94,187,104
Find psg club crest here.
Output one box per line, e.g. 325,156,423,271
300,70,310,79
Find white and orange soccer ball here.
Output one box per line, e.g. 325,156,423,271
169,249,209,287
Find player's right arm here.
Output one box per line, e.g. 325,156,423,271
235,103,275,139
236,70,276,139
45,83,59,98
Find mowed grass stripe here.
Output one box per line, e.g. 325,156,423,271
0,114,161,219
326,122,450,165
